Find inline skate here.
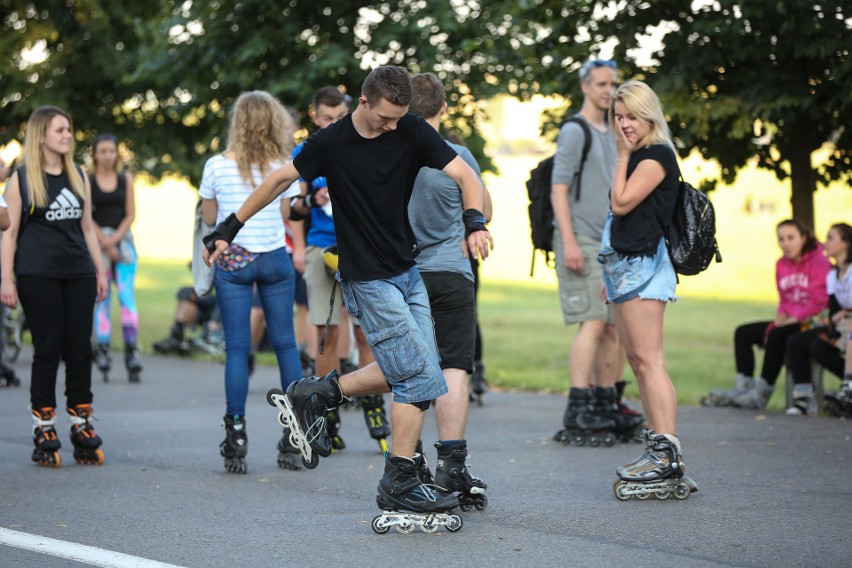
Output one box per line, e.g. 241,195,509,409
469,360,488,407
824,380,852,418
67,404,105,465
266,370,344,469
701,373,754,407
612,430,691,501
220,414,248,474
327,408,345,451
125,343,142,383
554,387,616,447
360,394,390,452
434,440,488,511
594,386,645,443
276,427,301,471
0,362,20,387
94,343,111,383
32,407,62,468
414,439,435,484
372,453,463,534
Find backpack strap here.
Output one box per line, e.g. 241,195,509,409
563,115,593,201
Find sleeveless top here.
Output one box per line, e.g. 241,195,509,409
15,168,95,278
90,171,126,229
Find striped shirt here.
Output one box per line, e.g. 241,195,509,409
198,154,300,253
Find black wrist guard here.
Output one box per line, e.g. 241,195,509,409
202,212,244,253
303,192,316,209
462,208,487,238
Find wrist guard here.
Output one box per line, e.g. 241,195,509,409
462,208,487,238
302,192,316,209
202,213,244,253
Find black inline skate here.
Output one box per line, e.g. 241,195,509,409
266,370,344,469
94,343,111,383
326,408,345,451
554,387,616,447
0,362,20,387
414,439,435,484
67,404,104,465
277,427,302,471
594,386,645,443
372,453,463,534
360,394,390,452
32,407,62,468
125,343,142,383
469,360,488,407
434,440,488,511
612,430,691,501
220,414,248,474
824,380,852,419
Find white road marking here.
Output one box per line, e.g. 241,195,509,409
0,527,186,568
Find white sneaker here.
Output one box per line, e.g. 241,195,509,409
785,392,817,416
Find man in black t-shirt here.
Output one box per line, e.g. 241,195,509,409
205,66,493,518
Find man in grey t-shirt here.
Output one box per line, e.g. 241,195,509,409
407,72,491,509
550,59,643,444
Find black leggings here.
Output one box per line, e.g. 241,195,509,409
734,321,801,386
18,275,97,409
786,328,844,385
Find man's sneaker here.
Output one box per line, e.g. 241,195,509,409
285,371,344,458
376,454,459,513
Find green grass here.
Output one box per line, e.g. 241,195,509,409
90,260,789,409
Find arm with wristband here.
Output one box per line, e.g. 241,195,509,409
442,154,494,260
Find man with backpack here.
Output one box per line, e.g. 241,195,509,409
550,59,644,446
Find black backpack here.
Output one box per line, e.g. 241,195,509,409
659,173,722,276
525,116,592,276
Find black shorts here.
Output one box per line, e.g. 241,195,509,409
420,271,476,373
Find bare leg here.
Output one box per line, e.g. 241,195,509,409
434,368,469,440
337,309,353,363
314,325,339,377
570,319,607,389
592,323,622,388
389,401,425,457
612,298,677,435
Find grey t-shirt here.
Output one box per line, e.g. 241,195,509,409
551,118,616,240
408,141,479,281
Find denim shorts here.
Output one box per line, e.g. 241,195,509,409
338,266,448,404
598,214,677,304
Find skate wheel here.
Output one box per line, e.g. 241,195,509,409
474,494,488,511
553,430,567,443
421,518,440,533
613,480,630,501
266,388,284,406
573,435,586,447
445,515,463,533
459,502,473,513
588,436,600,447
635,491,650,500
302,453,319,469
673,482,690,500
395,522,415,534
378,438,389,453
654,490,670,500
371,515,390,534
603,434,615,448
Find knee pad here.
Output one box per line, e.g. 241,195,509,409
410,399,431,411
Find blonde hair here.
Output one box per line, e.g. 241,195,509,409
609,80,674,150
23,106,84,208
225,91,294,187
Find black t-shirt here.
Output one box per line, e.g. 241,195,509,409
293,112,458,280
15,169,95,278
610,144,679,256
90,171,126,229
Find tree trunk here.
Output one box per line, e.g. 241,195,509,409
787,135,815,231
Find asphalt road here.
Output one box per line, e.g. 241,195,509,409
0,348,849,568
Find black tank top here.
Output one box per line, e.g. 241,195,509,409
15,168,95,278
90,171,126,229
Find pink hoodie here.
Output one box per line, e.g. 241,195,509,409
775,243,832,321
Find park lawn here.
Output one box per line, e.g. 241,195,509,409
95,260,800,411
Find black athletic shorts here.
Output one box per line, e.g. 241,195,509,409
420,271,476,373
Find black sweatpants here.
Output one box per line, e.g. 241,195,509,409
786,327,844,385
734,321,801,386
18,275,97,409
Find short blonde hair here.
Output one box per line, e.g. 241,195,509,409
609,80,673,150
225,91,294,187
23,106,84,208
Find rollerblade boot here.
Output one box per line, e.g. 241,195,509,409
95,343,111,383
434,440,488,511
372,453,463,534
701,373,754,407
266,370,344,469
594,386,645,443
125,343,142,383
360,394,390,452
153,325,191,356
0,362,20,388
277,427,301,471
825,380,852,418
326,407,345,451
469,360,488,406
414,439,435,484
67,404,104,465
32,407,62,468
613,430,690,501
785,386,818,416
554,387,616,447
220,415,248,474
731,377,774,410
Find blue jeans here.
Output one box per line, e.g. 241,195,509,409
214,247,303,417
339,266,447,404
